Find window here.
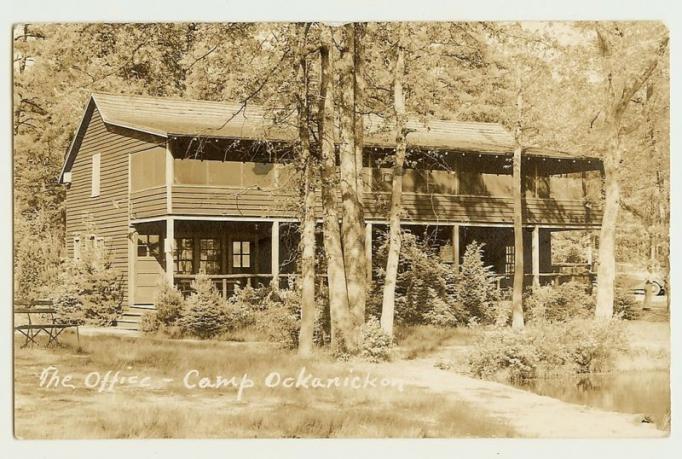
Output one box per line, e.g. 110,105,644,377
505,245,515,274
85,234,104,250
131,150,165,192
174,238,194,274
199,238,222,274
73,236,81,260
91,153,101,197
232,240,251,268
137,234,161,258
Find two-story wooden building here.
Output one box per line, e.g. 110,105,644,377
59,93,603,326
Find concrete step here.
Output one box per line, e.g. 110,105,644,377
116,320,141,331
121,310,144,317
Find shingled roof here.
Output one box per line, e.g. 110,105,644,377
59,93,600,182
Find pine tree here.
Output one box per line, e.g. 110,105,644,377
180,273,229,339
455,241,500,324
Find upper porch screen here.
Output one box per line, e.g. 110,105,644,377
131,149,165,192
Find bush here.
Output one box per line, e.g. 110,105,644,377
524,281,594,323
372,233,501,328
15,232,62,304
252,284,302,349
394,232,453,325
468,319,627,383
563,319,628,372
422,296,459,327
139,311,160,333
360,317,393,362
453,241,500,325
179,273,232,339
51,277,86,325
614,289,639,320
468,327,539,382
50,240,124,326
155,281,186,326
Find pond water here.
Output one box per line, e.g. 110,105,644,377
517,370,670,429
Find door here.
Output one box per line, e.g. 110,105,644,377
134,233,164,305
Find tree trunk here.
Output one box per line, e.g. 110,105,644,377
354,23,367,189
511,76,525,330
337,24,367,345
511,144,525,329
381,23,407,338
595,122,621,319
296,24,315,357
593,31,667,320
319,25,353,352
299,152,317,355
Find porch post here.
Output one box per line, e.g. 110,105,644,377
271,220,280,288
165,217,175,285
128,226,137,307
165,140,173,214
532,225,540,288
452,223,460,271
365,223,372,283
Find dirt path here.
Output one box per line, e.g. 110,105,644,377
360,358,666,438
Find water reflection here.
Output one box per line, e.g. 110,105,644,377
518,371,670,429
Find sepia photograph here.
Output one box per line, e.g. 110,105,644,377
8,4,674,445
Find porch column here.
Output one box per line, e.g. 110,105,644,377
128,226,137,307
532,225,540,288
271,220,280,289
165,217,175,285
452,224,461,271
365,223,372,283
165,140,174,214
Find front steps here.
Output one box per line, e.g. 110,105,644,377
116,304,155,331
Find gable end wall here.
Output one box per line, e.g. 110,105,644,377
65,106,165,304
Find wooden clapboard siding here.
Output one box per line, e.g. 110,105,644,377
166,185,602,226
367,193,602,225
172,185,300,218
65,105,165,303
130,186,168,219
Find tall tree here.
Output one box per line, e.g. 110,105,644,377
511,71,525,330
295,23,316,357
592,24,669,319
381,23,408,337
337,24,367,344
318,24,354,351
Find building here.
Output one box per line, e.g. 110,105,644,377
58,93,603,327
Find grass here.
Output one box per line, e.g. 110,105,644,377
14,331,515,439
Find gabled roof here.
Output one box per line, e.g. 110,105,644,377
59,93,601,183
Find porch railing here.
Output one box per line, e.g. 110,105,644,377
494,272,596,296
174,273,298,298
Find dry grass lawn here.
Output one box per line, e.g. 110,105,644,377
13,332,515,439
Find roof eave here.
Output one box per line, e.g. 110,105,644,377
58,96,95,184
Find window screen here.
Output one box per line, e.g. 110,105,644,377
174,238,194,274
232,240,251,268
199,238,222,274
137,234,161,258
91,153,101,197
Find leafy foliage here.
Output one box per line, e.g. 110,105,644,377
374,232,501,327
524,281,595,323
179,273,232,339
468,319,627,382
454,241,500,324
155,281,186,327
360,317,394,363
50,239,124,326
614,289,639,320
